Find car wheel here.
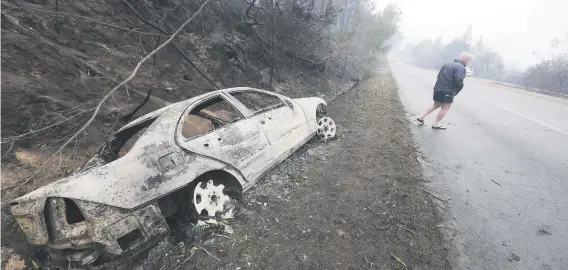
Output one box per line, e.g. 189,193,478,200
317,117,336,141
193,179,235,220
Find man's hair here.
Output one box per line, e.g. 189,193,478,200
457,51,473,61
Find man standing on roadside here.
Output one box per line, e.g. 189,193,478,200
416,52,473,129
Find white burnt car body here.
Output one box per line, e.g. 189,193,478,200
10,87,335,267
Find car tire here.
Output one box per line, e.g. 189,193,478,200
191,178,240,220
315,104,336,141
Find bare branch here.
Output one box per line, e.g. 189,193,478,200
194,245,220,261
53,0,213,158
153,36,161,66
3,141,15,158
173,251,196,270
244,0,262,25
121,0,220,90
245,0,256,17
1,109,96,144
3,165,45,202
6,4,167,37
269,3,277,89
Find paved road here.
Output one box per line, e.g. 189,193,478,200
390,60,568,270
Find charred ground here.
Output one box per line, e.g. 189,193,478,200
1,0,349,259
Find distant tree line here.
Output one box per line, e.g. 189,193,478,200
401,27,568,96
401,25,505,81
523,37,567,95
239,0,401,81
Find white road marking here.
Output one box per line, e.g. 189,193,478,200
499,105,568,136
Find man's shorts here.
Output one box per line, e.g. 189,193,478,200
433,91,454,103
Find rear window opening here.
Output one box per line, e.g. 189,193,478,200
117,229,144,251
106,117,158,160
79,117,158,171
64,198,85,224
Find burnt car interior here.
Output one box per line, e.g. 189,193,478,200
182,96,242,138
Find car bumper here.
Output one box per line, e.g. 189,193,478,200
12,199,169,266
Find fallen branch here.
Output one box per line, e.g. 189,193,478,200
3,150,62,202
491,179,502,186
245,0,255,17
420,188,449,203
390,253,407,268
250,29,273,62
54,0,212,157
4,3,167,37
212,234,231,239
194,245,220,261
119,90,152,123
121,0,219,89
173,247,197,270
2,141,15,158
268,2,276,88
362,202,384,215
153,36,161,65
1,109,95,144
396,224,419,237
244,0,261,25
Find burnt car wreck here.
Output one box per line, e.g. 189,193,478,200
10,87,337,268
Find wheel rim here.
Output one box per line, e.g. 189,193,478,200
317,117,336,140
193,180,231,217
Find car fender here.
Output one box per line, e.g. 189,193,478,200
292,97,327,131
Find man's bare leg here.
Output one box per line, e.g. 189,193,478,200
418,102,441,121
433,103,451,127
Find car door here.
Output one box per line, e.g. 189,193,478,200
175,94,271,181
226,90,309,158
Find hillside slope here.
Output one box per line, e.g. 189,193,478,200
1,0,353,194
1,0,398,267
1,0,357,264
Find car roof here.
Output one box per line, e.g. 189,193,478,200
116,100,189,133
116,87,275,132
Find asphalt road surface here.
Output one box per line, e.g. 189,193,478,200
390,60,568,270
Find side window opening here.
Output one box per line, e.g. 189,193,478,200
229,91,284,114
181,96,243,139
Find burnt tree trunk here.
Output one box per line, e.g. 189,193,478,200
341,44,350,80
269,2,277,89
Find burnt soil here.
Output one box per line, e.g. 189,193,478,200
0,0,348,264
139,69,450,270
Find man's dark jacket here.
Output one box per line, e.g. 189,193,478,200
434,59,467,95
